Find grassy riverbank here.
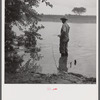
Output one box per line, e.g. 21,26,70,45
5,71,96,84
40,14,96,23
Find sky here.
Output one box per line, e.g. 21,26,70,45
35,0,97,15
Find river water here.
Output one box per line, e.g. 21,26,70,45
36,22,96,78
18,22,96,78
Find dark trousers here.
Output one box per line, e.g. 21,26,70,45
59,41,68,54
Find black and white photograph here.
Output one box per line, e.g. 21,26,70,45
5,0,97,84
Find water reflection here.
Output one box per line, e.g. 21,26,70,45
58,56,68,73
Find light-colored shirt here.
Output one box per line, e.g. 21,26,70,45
60,22,70,42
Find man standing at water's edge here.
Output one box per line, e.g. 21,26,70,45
58,16,70,56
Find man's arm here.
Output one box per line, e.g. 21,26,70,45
68,25,70,33
67,26,70,42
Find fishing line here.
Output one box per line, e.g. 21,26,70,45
51,43,58,70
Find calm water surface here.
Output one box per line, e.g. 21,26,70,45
21,22,96,78
36,22,96,77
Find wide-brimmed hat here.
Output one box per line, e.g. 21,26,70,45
60,16,68,20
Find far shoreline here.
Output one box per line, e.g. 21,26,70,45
39,14,96,23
